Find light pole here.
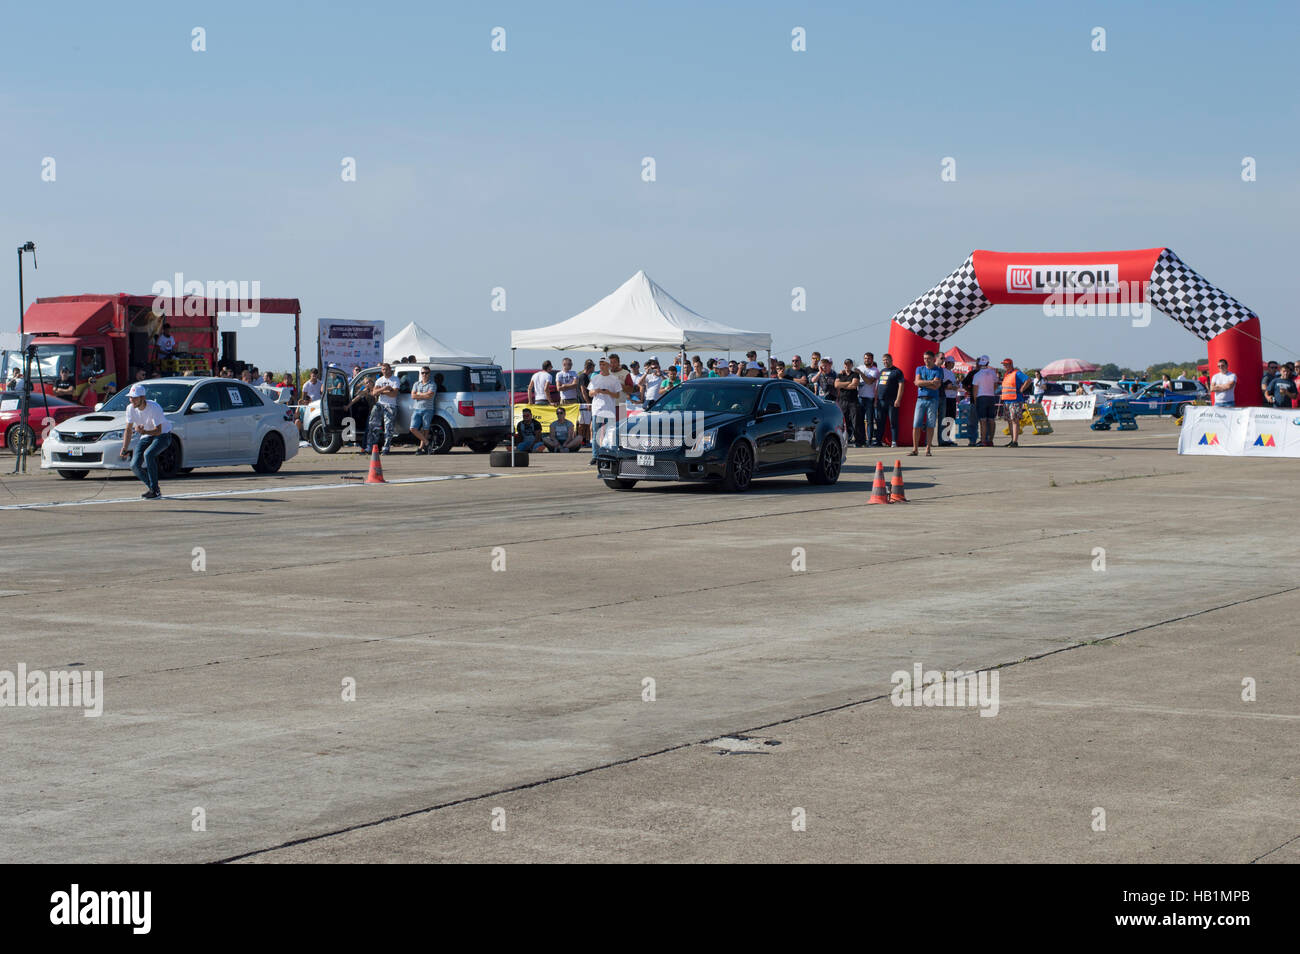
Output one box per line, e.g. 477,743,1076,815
14,242,37,473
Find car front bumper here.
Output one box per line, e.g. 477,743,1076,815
594,447,730,482
41,435,136,471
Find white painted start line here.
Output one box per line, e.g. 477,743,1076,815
0,473,498,511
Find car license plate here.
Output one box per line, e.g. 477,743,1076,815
637,454,655,466
487,409,504,421
68,446,83,457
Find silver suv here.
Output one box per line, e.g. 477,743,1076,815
306,362,510,454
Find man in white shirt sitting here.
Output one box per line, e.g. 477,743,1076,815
119,382,174,499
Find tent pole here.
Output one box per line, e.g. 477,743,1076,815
510,348,516,465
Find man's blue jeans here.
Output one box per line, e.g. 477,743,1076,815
131,432,173,493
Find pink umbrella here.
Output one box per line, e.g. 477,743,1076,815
1040,358,1100,377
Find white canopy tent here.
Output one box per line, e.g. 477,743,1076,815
506,271,773,463
384,322,490,364
510,270,771,353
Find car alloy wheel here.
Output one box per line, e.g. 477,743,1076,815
722,441,753,492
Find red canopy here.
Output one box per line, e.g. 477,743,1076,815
943,345,975,364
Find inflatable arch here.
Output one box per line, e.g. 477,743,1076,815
886,248,1262,428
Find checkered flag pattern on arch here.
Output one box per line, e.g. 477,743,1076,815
1147,249,1258,341
890,255,993,340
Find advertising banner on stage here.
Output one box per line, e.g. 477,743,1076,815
319,319,384,371
1179,406,1300,457
1040,393,1096,421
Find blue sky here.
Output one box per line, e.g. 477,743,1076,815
3,0,1296,372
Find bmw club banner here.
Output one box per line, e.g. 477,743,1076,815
1179,405,1300,457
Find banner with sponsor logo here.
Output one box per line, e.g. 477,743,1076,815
1179,406,1300,457
1039,393,1096,421
319,319,384,372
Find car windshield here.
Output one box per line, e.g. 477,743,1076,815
101,383,194,413
647,380,765,415
3,344,75,382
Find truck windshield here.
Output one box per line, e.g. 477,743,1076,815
3,344,75,382
101,383,195,414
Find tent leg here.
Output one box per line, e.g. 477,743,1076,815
510,348,516,466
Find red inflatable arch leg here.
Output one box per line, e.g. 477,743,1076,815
886,321,940,445
1206,316,1262,408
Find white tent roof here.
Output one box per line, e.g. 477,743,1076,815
509,271,772,352
384,322,490,363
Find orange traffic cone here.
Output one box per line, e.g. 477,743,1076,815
365,444,386,483
867,461,891,504
889,459,908,502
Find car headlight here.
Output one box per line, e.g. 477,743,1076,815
692,428,719,453
99,429,125,441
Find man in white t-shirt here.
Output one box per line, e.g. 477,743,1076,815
1209,359,1237,407
641,359,665,402
119,382,174,498
371,362,401,453
586,357,624,457
528,362,555,406
301,368,323,403
856,352,879,448
938,356,959,445
156,323,177,359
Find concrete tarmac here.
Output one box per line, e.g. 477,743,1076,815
0,422,1295,863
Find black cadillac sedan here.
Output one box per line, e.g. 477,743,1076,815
594,377,847,492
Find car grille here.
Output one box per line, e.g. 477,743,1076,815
619,434,682,451
618,460,680,479
56,430,103,443
54,452,102,463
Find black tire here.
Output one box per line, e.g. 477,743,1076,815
177,468,194,475
1173,403,1188,421
807,436,843,485
5,424,34,453
58,469,89,480
427,418,454,455
309,420,342,454
720,441,754,492
604,478,638,490
253,433,285,473
157,440,180,480
466,439,498,453
489,449,528,467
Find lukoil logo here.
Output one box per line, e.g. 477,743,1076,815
1007,263,1121,293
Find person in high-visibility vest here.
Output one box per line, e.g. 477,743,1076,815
999,358,1033,447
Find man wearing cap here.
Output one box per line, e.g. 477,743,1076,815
873,353,905,447
409,366,437,453
938,356,959,446
119,383,173,499
999,358,1032,447
966,356,999,447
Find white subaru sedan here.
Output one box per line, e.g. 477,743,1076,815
41,377,299,480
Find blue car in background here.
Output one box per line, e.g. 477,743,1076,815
1095,379,1207,419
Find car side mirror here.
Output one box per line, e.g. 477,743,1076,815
189,402,210,414
94,403,104,411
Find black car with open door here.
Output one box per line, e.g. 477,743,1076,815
593,377,847,492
